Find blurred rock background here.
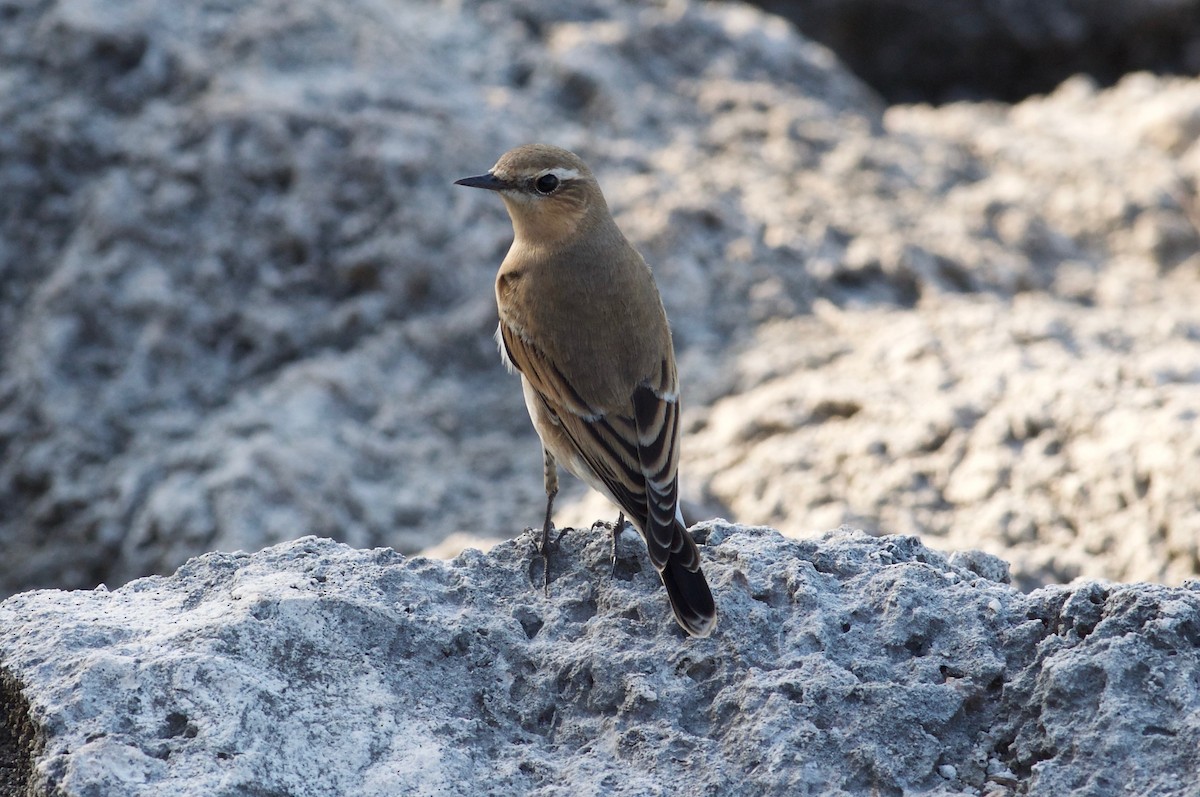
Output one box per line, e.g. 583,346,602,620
2,0,1198,597
757,0,1200,102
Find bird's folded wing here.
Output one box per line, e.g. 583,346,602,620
498,321,601,419
499,321,691,572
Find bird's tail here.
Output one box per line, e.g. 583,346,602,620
659,524,717,638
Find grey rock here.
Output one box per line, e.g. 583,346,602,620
4,2,1199,792
2,527,1198,796
688,74,1200,591
3,0,1199,607
690,289,1200,592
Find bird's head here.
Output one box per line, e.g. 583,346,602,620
455,144,608,246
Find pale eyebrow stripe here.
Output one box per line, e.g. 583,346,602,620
545,168,581,181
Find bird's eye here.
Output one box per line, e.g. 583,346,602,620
534,174,560,194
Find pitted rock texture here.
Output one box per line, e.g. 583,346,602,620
2,528,1198,796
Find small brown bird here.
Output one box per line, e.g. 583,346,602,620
455,144,716,637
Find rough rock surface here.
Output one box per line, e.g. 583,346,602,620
680,75,1200,591
688,291,1200,592
2,527,1199,797
2,0,1199,603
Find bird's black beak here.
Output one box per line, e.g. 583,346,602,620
454,172,507,191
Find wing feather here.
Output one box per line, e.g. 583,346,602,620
501,316,711,634
500,319,689,570
500,321,601,419
633,384,684,564
501,316,676,535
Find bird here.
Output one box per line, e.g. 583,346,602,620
455,144,717,638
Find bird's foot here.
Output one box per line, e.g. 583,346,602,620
539,520,561,595
609,512,627,577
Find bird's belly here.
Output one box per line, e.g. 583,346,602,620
520,376,620,507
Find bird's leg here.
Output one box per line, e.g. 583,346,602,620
540,448,559,594
610,512,626,576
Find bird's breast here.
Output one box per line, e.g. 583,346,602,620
495,268,523,308
494,244,672,412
